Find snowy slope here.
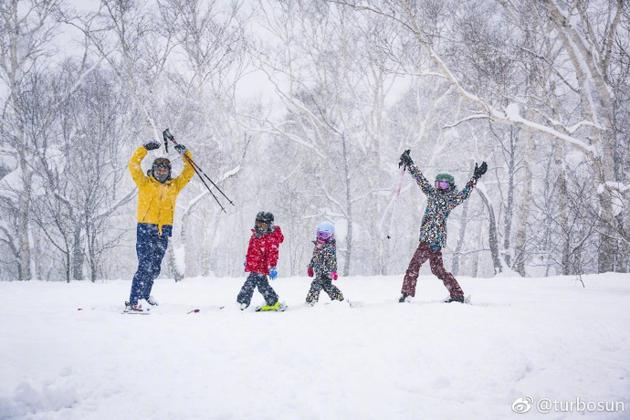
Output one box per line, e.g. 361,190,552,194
0,274,629,420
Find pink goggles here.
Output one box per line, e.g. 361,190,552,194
435,180,450,190
317,231,333,241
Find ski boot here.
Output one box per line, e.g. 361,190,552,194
443,295,465,303
398,293,410,303
256,301,286,312
239,302,249,311
124,301,144,313
332,291,345,302
145,296,159,306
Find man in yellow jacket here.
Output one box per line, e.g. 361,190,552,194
125,140,194,312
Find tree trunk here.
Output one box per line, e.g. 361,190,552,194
17,152,32,281
342,133,353,276
477,188,502,275
595,149,618,273
472,218,482,277
72,226,84,280
452,197,470,276
502,128,516,268
554,144,571,275
513,133,535,277
167,244,183,282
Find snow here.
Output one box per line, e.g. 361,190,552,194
505,102,521,120
1,274,629,419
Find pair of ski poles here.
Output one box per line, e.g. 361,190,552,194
162,128,234,213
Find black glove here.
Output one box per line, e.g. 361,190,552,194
399,149,414,169
144,141,160,151
473,161,487,180
174,144,186,154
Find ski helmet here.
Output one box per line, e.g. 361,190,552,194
316,221,335,241
255,211,274,224
254,211,274,234
435,173,455,191
151,158,172,183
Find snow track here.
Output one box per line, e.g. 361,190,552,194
1,274,628,419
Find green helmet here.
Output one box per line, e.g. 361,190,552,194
435,173,454,184
435,173,455,191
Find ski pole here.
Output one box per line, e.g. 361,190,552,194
183,155,235,207
162,129,226,212
189,158,227,213
163,129,234,208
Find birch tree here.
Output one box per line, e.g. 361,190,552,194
0,0,62,280
335,0,629,273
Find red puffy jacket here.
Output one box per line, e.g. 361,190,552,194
244,226,284,275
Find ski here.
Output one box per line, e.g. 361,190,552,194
122,309,150,315
286,300,362,311
123,302,151,315
443,295,472,304
346,299,364,308
187,306,225,314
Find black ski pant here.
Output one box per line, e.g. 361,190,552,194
306,275,344,303
237,272,278,307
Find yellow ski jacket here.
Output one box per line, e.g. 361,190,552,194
128,146,195,234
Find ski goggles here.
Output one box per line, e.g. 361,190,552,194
317,231,333,241
435,180,450,190
255,220,269,229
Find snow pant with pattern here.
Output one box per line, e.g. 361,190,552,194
128,223,171,305
237,272,279,307
306,275,344,303
401,242,464,298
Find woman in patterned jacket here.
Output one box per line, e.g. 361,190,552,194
398,149,487,303
305,221,344,305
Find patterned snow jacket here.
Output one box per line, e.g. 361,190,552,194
409,164,478,249
308,239,337,277
128,146,195,235
245,225,284,275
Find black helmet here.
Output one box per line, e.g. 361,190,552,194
151,158,171,183
255,211,274,224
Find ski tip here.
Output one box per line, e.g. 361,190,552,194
346,299,363,308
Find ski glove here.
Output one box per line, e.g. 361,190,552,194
269,267,278,280
399,149,414,170
174,144,186,154
330,271,338,281
473,161,488,180
144,141,161,151
307,266,314,277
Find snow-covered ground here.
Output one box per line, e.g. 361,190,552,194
1,273,629,420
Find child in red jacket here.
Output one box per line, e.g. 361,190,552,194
237,211,285,311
